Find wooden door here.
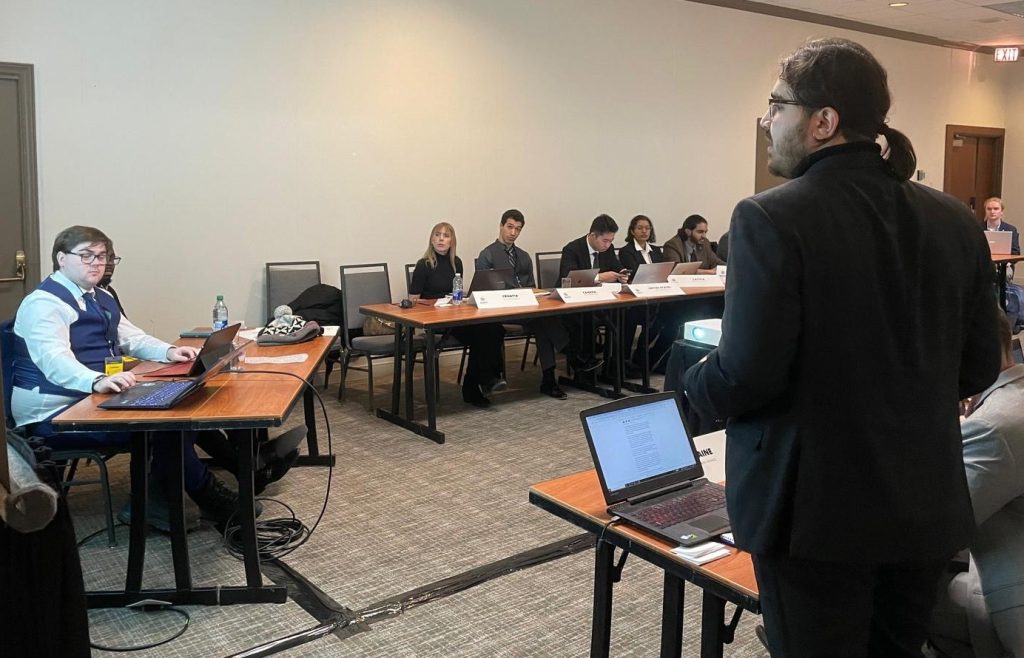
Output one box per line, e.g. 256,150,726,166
0,62,40,321
943,125,1004,221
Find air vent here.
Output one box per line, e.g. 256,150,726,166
985,2,1024,19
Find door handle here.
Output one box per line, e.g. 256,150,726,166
0,250,26,283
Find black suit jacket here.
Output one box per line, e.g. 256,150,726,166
684,143,1001,563
617,241,664,281
558,235,622,280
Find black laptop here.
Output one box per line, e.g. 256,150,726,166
99,324,247,410
580,392,730,546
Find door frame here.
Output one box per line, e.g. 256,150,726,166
0,61,40,290
942,124,1005,201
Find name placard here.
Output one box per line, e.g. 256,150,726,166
552,287,619,303
625,282,687,298
467,288,539,309
668,274,725,288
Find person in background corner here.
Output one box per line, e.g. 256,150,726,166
409,222,505,408
662,214,725,273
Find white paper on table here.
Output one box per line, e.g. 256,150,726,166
671,541,731,565
243,354,309,364
321,325,340,336
238,328,261,341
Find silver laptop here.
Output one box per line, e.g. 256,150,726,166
631,262,675,284
580,392,730,546
565,268,600,288
986,230,1012,255
669,262,701,275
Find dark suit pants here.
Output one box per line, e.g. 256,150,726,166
525,317,568,370
753,552,950,658
452,323,504,390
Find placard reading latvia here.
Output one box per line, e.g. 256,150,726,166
551,287,619,303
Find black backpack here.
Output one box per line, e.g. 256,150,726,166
286,284,344,326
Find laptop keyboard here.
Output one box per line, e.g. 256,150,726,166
117,381,195,408
631,484,727,529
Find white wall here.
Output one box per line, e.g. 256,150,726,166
1,0,1018,336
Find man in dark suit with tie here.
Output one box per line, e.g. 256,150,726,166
684,38,1001,656
558,214,628,373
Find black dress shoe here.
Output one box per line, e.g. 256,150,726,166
539,382,567,399
462,387,491,408
480,378,508,395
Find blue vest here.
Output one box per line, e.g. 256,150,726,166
11,277,123,398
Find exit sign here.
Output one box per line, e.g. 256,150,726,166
994,47,1020,62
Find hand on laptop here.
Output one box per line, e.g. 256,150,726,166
94,371,137,393
167,345,199,362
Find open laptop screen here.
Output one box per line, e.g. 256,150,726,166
582,395,699,497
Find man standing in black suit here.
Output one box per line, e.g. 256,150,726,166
684,38,1001,656
558,214,628,373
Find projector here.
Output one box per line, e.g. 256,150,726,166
682,318,722,347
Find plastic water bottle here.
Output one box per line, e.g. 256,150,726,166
212,295,229,330
452,274,464,305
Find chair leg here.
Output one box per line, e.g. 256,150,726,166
94,457,117,547
338,351,352,401
520,335,533,371
366,356,375,412
457,346,468,384
323,357,334,390
66,458,80,483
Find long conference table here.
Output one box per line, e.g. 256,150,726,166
360,286,725,444
529,431,759,658
53,335,336,607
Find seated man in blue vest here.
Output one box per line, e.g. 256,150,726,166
9,225,248,531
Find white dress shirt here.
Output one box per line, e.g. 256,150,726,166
632,241,654,265
12,270,173,427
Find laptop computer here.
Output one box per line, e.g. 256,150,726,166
670,262,701,276
467,268,515,294
580,392,730,546
631,262,675,284
99,325,248,410
146,323,241,378
985,230,1012,255
565,268,600,288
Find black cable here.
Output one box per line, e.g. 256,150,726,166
89,605,191,652
218,368,334,561
596,515,621,547
77,522,128,548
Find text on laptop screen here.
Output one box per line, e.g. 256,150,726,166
584,397,696,491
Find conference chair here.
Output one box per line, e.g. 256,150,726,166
1,320,120,547
339,263,428,411
265,260,341,389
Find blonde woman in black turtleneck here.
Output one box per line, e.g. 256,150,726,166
409,222,506,408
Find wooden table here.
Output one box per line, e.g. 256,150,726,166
529,467,758,658
992,254,1024,311
360,288,724,444
53,335,336,608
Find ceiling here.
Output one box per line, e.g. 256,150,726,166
706,0,1024,50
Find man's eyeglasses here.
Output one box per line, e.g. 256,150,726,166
67,251,122,265
766,97,803,118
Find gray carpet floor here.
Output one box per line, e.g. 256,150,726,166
70,342,769,656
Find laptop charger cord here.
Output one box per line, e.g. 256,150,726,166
217,369,334,562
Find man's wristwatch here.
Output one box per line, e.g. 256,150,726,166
92,374,105,391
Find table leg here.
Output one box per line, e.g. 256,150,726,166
404,325,415,420
294,386,335,467
126,433,149,592
390,326,403,414
590,539,615,658
998,263,1009,311
236,429,262,587
166,431,192,591
641,305,651,390
699,591,727,658
424,329,437,433
659,571,685,658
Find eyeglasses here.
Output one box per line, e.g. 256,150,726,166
766,97,803,118
67,251,122,265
